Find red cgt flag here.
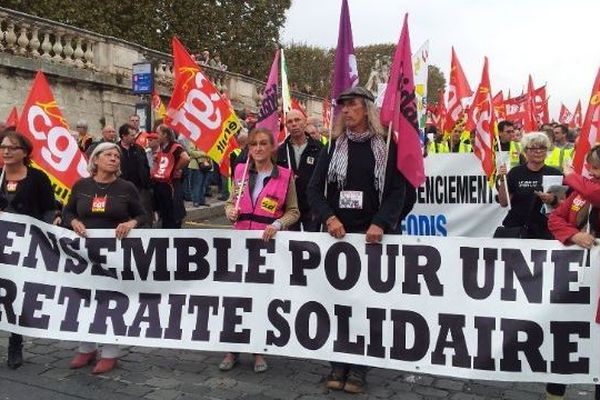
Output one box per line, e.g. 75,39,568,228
492,91,506,121
5,107,18,127
534,85,549,124
446,47,472,134
573,100,583,128
469,57,496,185
523,75,537,132
435,88,447,133
573,68,600,174
16,71,89,204
165,37,241,175
558,103,574,125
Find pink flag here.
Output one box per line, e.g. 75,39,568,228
380,14,425,188
256,49,280,139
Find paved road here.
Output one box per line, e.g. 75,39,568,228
0,207,597,399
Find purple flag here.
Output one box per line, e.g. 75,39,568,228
380,13,425,188
256,49,280,139
331,0,358,115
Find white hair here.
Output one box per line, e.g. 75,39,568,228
87,142,121,176
520,131,550,150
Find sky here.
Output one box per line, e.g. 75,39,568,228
280,0,600,119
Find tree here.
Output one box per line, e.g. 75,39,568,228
427,65,446,105
0,0,291,78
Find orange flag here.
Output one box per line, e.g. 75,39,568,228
5,107,18,127
165,37,241,175
446,47,472,134
469,57,496,185
573,68,600,174
16,71,89,204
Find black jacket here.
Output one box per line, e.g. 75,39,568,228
119,141,151,189
277,135,323,213
0,167,58,220
307,137,406,233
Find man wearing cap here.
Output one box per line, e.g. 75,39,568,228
307,86,407,394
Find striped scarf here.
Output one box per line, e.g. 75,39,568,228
327,129,387,195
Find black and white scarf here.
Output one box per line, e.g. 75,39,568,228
327,129,387,194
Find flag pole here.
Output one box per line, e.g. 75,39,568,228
495,131,511,209
234,157,251,210
380,123,393,204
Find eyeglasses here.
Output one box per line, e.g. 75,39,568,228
0,145,23,152
526,146,547,152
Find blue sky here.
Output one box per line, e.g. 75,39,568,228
281,0,600,118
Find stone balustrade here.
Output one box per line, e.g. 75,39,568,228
0,6,324,118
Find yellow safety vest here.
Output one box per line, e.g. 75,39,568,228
427,140,449,154
509,141,522,167
545,146,574,171
320,135,329,146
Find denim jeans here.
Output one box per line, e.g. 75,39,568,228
190,168,209,205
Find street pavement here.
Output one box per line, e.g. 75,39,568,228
0,200,597,399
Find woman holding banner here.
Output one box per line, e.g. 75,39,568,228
546,145,600,400
0,130,59,369
221,127,299,373
307,87,406,394
495,131,562,239
63,142,146,374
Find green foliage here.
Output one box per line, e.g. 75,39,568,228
427,65,446,104
0,0,291,78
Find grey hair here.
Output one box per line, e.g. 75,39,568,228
76,120,88,129
87,142,121,176
331,98,385,139
520,131,550,150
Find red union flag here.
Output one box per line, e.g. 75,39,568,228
5,107,18,126
492,91,506,120
573,68,600,174
165,37,240,172
445,47,472,134
152,89,167,119
573,100,583,128
534,85,549,124
559,103,574,125
469,57,496,185
15,71,89,204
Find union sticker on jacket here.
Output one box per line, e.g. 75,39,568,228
260,197,278,214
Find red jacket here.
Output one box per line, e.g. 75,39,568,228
548,174,600,324
548,174,600,244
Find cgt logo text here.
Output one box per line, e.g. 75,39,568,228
401,214,447,236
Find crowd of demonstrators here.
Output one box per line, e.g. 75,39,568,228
63,142,146,374
221,127,299,373
150,124,190,228
0,130,60,369
307,87,407,394
277,109,324,231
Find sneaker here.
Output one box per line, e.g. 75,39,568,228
253,355,268,373
325,367,347,390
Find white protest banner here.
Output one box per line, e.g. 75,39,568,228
402,153,506,237
412,40,429,131
0,213,598,384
